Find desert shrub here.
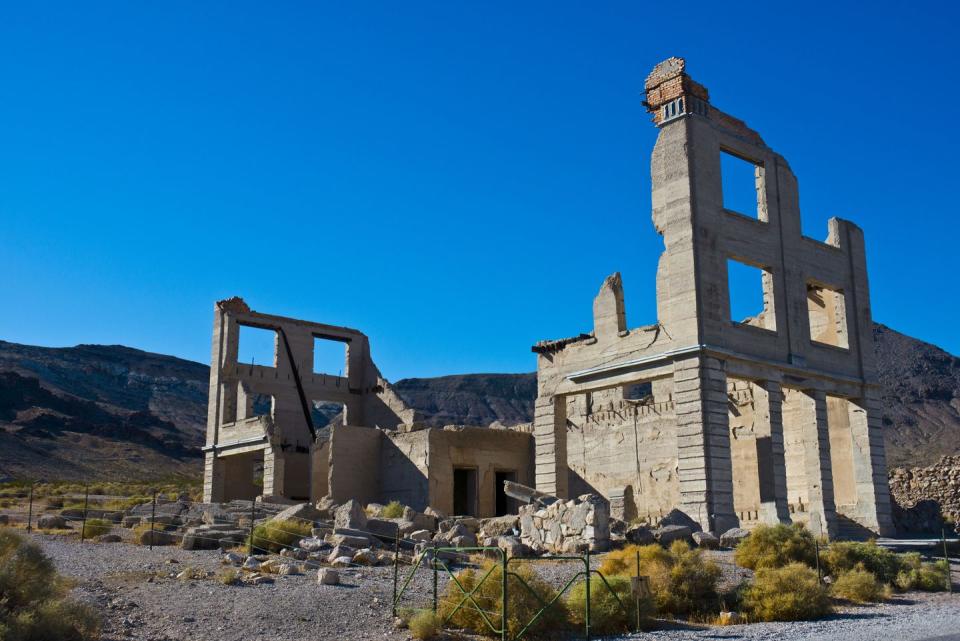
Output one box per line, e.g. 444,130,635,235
822,542,901,585
831,568,890,603
44,498,64,510
248,518,312,553
437,559,568,638
734,523,817,570
598,543,671,577
655,541,722,616
741,563,831,621
600,541,720,617
408,609,442,640
81,518,112,539
217,569,241,586
567,575,649,634
381,501,405,519
895,554,950,591
0,529,100,640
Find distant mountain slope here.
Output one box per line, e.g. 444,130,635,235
874,324,960,467
0,341,208,481
392,373,536,427
0,322,957,480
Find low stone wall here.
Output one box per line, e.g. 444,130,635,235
519,494,609,553
889,455,960,534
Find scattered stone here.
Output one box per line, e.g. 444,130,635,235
652,525,692,545
692,531,719,549
657,508,702,532
625,525,654,545
317,568,340,585
330,556,353,568
334,500,367,530
38,515,67,529
719,528,751,548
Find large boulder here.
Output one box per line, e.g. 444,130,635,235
334,500,367,530
37,515,67,529
692,531,719,549
657,509,701,532
480,515,519,538
274,502,322,525
625,525,655,545
719,527,751,548
652,525,692,545
138,529,177,546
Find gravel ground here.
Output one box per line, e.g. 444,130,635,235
31,533,960,641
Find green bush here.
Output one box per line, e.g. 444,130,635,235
408,609,442,640
437,559,568,638
380,501,405,519
0,529,100,640
822,542,901,585
598,544,671,578
655,541,722,616
248,518,312,553
895,554,950,591
734,523,817,570
81,518,112,539
566,575,649,634
830,568,890,603
600,541,720,617
741,563,831,621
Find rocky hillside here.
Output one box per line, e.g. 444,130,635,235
0,341,208,481
0,321,957,481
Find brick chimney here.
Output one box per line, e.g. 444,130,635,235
644,57,710,126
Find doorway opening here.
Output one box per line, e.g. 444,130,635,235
453,468,477,516
495,470,517,516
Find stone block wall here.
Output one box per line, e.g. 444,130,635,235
519,494,610,553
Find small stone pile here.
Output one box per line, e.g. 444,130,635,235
889,455,960,534
519,493,610,553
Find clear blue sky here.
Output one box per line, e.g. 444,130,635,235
1,2,957,380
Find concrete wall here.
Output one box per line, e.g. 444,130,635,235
327,426,381,505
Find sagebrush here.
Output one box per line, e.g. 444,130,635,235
0,528,101,640
566,575,650,634
741,563,831,621
734,523,817,570
407,609,442,640
830,568,890,603
248,518,312,553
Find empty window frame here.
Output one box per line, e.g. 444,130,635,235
806,282,849,348
237,325,278,367
720,150,767,220
313,335,348,376
728,258,776,331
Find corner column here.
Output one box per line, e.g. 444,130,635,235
673,355,738,533
533,395,568,498
848,388,895,535
203,452,225,503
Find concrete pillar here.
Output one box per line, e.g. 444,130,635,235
262,446,283,498
847,389,895,536
783,389,838,538
203,452,225,503
753,381,790,524
533,395,568,498
673,355,737,534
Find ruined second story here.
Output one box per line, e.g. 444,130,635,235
535,57,877,400
204,296,417,456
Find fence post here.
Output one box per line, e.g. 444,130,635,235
501,551,508,641
392,524,400,618
26,482,35,533
635,549,641,632
247,498,256,555
815,539,821,582
149,490,157,551
432,551,438,614
943,528,952,593
80,485,89,543
585,548,591,641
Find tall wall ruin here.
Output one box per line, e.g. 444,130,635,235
532,57,894,537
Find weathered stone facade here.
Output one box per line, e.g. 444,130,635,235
532,57,894,538
202,298,534,518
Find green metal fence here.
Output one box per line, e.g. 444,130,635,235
392,542,647,641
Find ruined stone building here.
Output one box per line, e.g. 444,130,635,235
203,58,893,537
202,297,532,517
532,58,893,537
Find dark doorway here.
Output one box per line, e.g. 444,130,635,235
495,470,517,516
453,468,477,516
